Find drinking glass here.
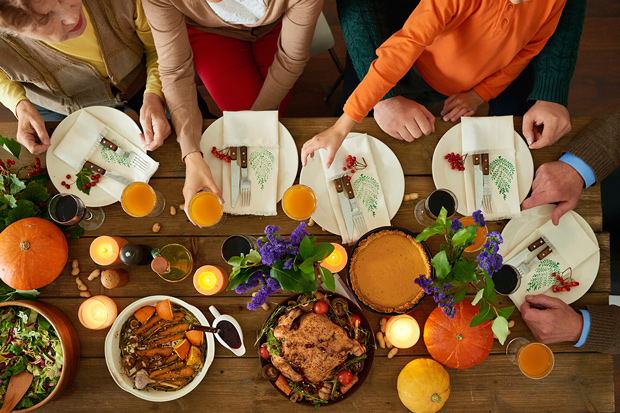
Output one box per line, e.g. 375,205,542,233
48,193,105,231
493,265,522,295
414,188,458,226
221,235,258,263
188,191,225,228
506,337,555,379
121,182,165,218
282,184,317,221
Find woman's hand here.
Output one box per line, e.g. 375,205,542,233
15,100,51,155
441,89,485,122
183,151,222,221
139,92,171,151
301,114,356,168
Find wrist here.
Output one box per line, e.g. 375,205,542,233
184,151,203,165
15,99,32,118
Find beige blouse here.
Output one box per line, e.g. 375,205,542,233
142,0,323,158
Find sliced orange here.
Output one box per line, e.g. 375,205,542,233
174,338,191,361
185,330,204,346
186,346,202,366
156,299,174,321
134,306,156,324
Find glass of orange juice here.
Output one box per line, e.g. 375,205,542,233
282,184,317,221
459,216,488,252
506,337,555,379
121,182,165,217
188,191,224,228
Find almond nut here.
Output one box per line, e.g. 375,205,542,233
152,223,161,233
80,291,92,298
170,206,177,216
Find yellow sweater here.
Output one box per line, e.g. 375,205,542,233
0,0,162,116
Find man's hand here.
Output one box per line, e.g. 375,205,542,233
521,294,584,344
523,101,571,149
301,114,356,168
373,96,435,142
139,92,171,151
441,89,485,122
15,100,50,155
183,151,222,222
521,161,584,225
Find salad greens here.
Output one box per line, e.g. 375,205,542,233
0,307,63,410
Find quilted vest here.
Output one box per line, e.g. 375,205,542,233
0,0,146,115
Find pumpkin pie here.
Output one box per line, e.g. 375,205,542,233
349,229,431,314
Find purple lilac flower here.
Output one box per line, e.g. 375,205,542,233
289,222,309,246
283,258,295,270
259,243,281,266
450,218,463,233
416,275,455,318
234,272,264,294
472,210,486,227
247,277,281,310
257,238,264,249
265,225,280,235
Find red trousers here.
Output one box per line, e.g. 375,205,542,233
187,23,291,114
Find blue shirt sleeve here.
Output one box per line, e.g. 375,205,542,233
574,309,590,347
559,153,596,188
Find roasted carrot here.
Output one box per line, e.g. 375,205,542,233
150,332,186,346
135,347,174,357
153,366,195,380
164,353,179,364
151,323,190,339
150,361,185,379
275,374,291,396
135,315,161,335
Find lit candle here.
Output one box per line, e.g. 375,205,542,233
385,314,420,349
194,265,228,295
78,295,117,330
90,236,128,266
320,243,348,273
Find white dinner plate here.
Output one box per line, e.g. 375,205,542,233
200,118,298,203
47,106,144,207
431,123,534,219
299,133,405,236
500,205,600,305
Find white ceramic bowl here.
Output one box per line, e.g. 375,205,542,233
104,296,215,402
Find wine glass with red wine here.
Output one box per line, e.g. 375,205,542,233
48,193,105,231
414,188,458,226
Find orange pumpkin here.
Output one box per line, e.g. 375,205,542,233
0,217,68,290
423,300,493,370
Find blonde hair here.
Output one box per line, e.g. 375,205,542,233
0,0,45,32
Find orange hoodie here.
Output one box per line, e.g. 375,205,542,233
343,0,567,123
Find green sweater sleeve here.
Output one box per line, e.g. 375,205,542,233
528,0,586,106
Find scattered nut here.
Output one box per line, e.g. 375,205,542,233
72,259,79,268
387,347,399,359
384,334,393,349
380,317,387,333
179,204,184,211
152,223,161,233
71,267,80,276
262,303,269,311
75,277,87,291
80,291,92,298
170,206,177,216
321,227,326,232
376,331,386,349
404,192,420,201
508,320,515,328
87,269,101,281
308,218,315,227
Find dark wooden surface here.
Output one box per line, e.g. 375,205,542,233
0,117,614,412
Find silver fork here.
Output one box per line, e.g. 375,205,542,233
98,132,150,172
239,146,251,207
342,177,367,236
481,153,493,213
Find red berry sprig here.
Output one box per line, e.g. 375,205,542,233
444,152,465,171
551,272,579,293
211,146,231,163
342,154,367,180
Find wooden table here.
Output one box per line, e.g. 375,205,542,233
0,117,614,412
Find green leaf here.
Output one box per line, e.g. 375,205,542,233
431,250,451,280
76,168,93,195
25,172,50,186
270,262,316,295
0,193,17,208
298,261,314,274
319,266,335,292
452,286,468,303
63,225,84,239
492,316,510,345
20,181,49,204
415,225,444,242
451,226,477,247
497,306,515,320
299,236,314,260
453,259,477,283
5,199,38,226
483,272,497,303
227,255,244,267
0,134,21,158
436,206,448,228
472,288,484,306
308,242,335,264
246,249,262,264
227,267,263,291
470,303,494,327
9,174,26,195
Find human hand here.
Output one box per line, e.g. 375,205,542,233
301,114,356,168
523,101,571,149
373,96,435,142
521,161,584,225
440,89,485,122
183,151,222,220
521,294,584,344
15,100,50,155
139,92,171,151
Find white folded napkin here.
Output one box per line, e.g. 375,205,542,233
221,110,279,216
319,134,390,244
461,116,520,220
53,110,158,200
507,213,599,309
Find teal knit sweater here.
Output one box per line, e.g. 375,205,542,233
337,0,586,106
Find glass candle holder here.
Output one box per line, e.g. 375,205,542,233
320,243,348,273
194,265,229,295
385,314,420,349
90,236,128,266
78,295,117,330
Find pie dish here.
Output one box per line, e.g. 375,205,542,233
348,227,431,314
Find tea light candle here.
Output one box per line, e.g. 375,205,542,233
90,236,128,266
78,295,117,330
194,265,228,295
320,243,348,273
385,314,420,349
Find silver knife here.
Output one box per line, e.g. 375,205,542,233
517,246,553,275
504,237,546,268
84,161,133,186
333,178,354,239
473,154,483,211
230,147,240,208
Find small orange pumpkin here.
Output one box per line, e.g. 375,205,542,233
423,300,493,370
0,217,68,290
